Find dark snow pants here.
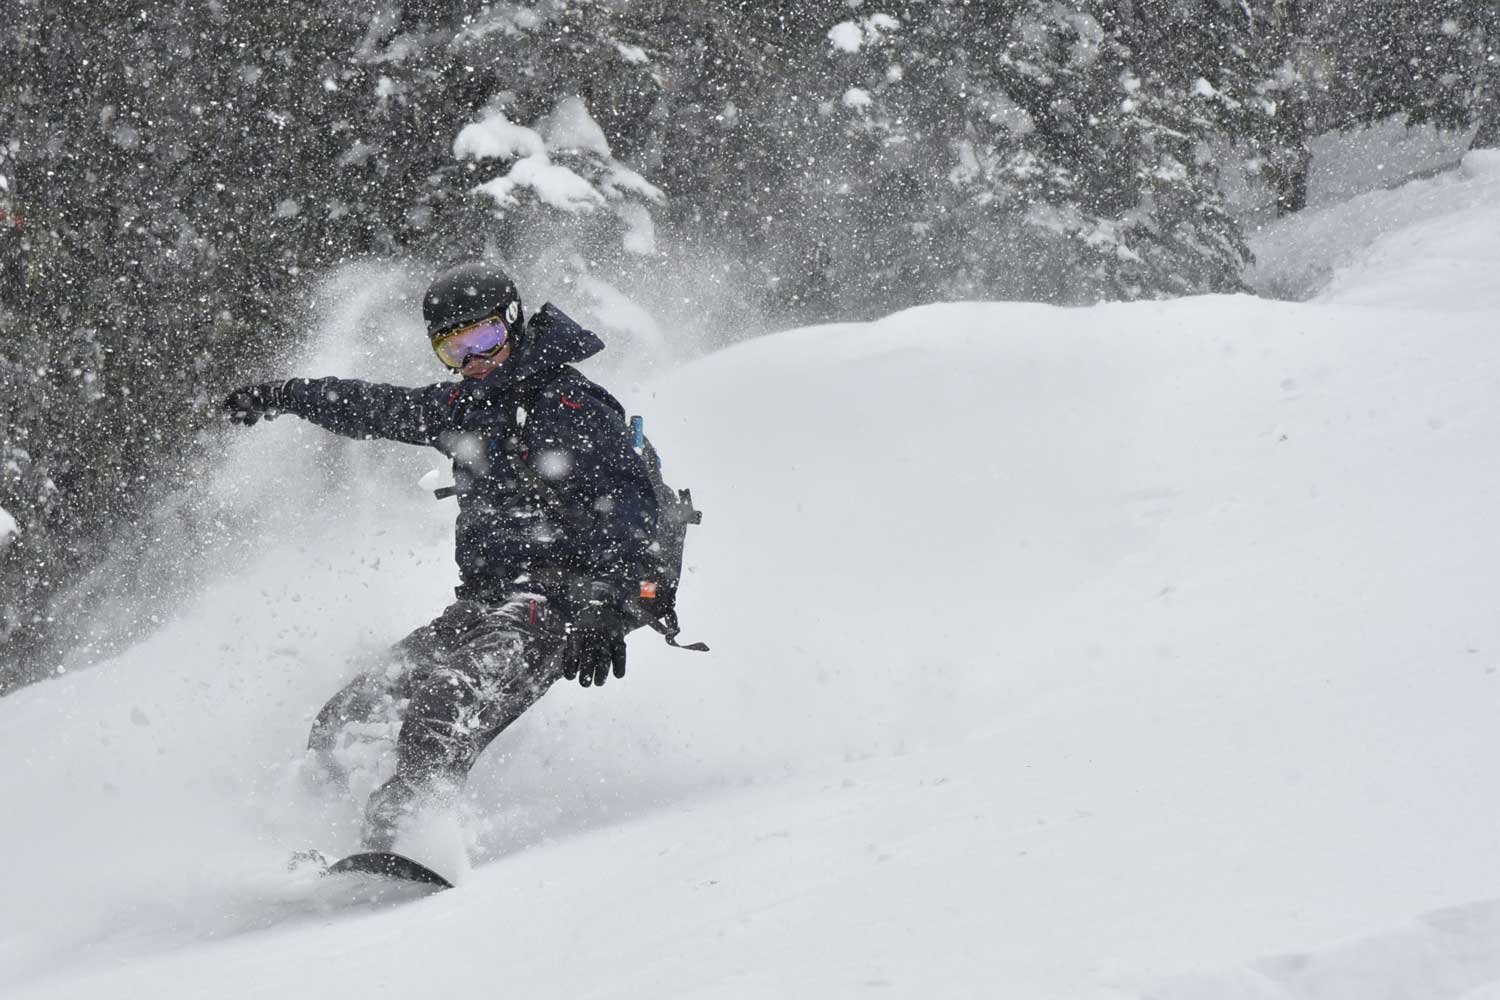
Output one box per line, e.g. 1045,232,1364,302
307,596,569,850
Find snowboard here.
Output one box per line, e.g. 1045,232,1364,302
324,851,455,890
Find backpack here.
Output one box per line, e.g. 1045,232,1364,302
626,417,709,651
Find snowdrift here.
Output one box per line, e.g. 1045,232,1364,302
2,152,1499,999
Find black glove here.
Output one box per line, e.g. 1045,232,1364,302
563,625,627,688
223,382,287,426
562,583,630,688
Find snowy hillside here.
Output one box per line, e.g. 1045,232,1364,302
3,152,1500,1000
1248,144,1500,306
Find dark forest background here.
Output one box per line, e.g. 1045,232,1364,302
1,0,1496,690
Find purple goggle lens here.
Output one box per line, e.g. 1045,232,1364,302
432,317,509,369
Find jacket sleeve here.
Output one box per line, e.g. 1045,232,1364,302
280,377,454,447
527,389,659,582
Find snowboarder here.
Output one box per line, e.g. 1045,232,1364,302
223,262,659,851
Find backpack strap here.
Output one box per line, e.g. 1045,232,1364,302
650,607,711,652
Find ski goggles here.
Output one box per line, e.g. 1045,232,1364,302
431,316,510,369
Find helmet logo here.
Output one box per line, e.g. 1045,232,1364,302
506,301,520,325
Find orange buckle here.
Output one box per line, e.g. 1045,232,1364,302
639,581,659,599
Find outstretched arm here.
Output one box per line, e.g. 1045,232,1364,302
225,377,455,447
281,377,454,446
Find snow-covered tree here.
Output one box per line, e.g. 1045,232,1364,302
1003,2,1249,297
454,96,665,259
812,1,1247,306
1321,0,1493,132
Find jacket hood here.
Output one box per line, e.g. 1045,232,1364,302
494,303,603,383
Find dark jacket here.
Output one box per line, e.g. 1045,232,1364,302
280,304,658,605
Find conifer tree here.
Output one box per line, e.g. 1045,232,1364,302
815,1,1249,305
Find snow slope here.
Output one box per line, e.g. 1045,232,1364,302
1248,147,1500,305
3,153,1500,999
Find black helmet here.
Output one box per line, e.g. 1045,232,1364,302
422,262,523,339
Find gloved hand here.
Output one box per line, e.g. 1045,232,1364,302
563,625,627,688
223,382,287,426
562,583,629,688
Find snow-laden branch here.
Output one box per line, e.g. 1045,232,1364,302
454,96,663,254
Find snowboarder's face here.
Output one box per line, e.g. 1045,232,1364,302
459,343,510,380
431,314,513,378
